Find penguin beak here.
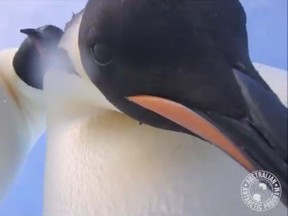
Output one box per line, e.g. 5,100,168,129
127,95,254,172
20,28,41,38
20,28,45,54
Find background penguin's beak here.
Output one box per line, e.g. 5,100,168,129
20,28,44,54
20,28,41,39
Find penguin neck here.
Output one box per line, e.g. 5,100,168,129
13,39,44,89
43,94,259,215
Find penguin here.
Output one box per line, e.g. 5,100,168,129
43,6,287,216
77,0,288,205
14,25,64,89
0,25,63,200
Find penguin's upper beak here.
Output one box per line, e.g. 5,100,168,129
20,28,44,54
20,28,41,39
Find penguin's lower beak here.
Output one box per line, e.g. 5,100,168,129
127,95,254,171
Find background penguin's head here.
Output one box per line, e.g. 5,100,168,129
13,25,64,89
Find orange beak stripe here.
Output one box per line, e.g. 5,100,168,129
127,95,254,172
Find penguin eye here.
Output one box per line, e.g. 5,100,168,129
91,44,113,66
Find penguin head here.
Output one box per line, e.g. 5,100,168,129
77,0,251,132
13,25,64,89
77,0,222,131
